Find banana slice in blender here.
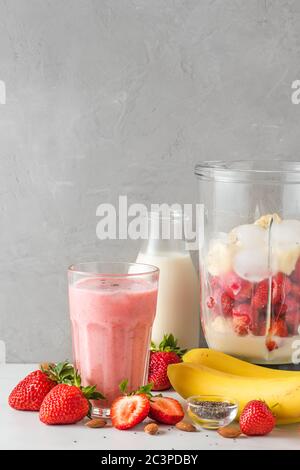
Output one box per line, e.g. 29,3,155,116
272,245,300,275
206,239,232,276
254,213,282,229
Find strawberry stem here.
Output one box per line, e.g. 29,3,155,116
81,384,105,401
135,383,153,398
41,361,75,384
41,361,105,413
119,379,129,394
118,379,153,397
151,333,187,357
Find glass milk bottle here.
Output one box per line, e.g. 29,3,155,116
136,210,199,349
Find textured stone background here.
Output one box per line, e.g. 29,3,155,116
1,0,300,362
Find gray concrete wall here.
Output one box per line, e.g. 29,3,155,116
1,0,300,362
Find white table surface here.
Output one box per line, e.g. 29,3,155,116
1,364,300,450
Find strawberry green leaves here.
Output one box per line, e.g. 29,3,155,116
151,334,187,357
119,379,153,398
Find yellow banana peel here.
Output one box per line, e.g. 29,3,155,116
183,348,299,379
168,358,300,424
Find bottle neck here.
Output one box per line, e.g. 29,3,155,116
140,213,188,255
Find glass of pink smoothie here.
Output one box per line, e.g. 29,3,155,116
68,262,159,417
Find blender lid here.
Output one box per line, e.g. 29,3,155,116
194,160,300,183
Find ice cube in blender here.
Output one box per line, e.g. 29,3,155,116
229,224,267,248
233,247,270,282
271,220,300,245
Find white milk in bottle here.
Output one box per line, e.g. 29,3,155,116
136,211,199,349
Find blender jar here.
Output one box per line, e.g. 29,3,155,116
195,160,300,364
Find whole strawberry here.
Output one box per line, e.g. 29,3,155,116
239,400,276,436
39,371,104,425
8,362,74,411
148,334,186,391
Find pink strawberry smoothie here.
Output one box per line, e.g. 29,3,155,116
69,277,158,407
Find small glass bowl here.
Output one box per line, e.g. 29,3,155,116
187,395,239,430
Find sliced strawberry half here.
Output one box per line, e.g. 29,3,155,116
253,319,267,337
220,272,252,302
110,380,152,430
252,279,269,310
111,394,150,430
253,274,292,310
269,318,288,338
220,292,234,317
291,258,300,283
250,309,265,336
285,297,300,335
265,318,289,351
290,283,300,300
232,304,252,336
149,396,184,425
272,273,292,304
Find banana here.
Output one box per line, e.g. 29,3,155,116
254,213,282,229
168,361,300,424
183,348,300,379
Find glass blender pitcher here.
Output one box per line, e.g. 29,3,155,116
195,160,300,364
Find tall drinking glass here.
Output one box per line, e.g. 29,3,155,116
68,262,159,417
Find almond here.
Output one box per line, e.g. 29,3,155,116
218,423,241,438
85,418,107,428
175,420,196,432
144,422,159,435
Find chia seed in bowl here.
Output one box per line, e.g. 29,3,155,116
187,395,239,429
